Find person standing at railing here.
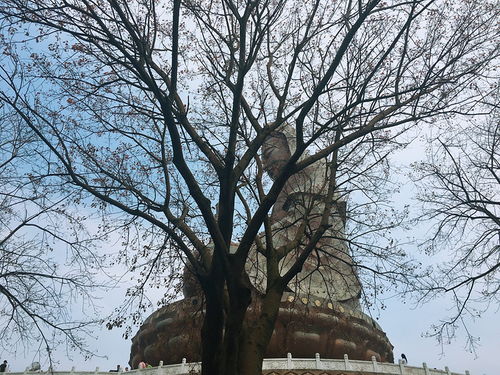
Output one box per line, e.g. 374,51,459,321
0,360,8,372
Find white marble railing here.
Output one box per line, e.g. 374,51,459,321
6,354,472,375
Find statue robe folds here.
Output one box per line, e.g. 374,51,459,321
245,125,361,310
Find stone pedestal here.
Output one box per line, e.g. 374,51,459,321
129,295,393,368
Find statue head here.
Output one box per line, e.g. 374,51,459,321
262,130,291,180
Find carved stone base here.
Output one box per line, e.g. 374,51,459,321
129,296,393,368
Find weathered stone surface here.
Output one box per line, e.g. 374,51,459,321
129,295,393,368
258,126,361,308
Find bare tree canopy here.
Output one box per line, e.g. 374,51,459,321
0,0,498,374
0,112,106,361
412,108,499,351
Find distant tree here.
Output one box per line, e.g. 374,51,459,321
0,113,104,361
412,110,499,351
0,0,498,374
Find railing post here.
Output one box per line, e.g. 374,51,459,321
181,358,186,373
94,367,100,375
398,359,405,374
423,362,430,375
371,356,378,372
156,361,164,375
344,354,350,371
287,353,293,369
445,366,451,375
315,353,321,369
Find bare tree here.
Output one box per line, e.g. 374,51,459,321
0,110,104,363
412,108,499,352
0,0,498,374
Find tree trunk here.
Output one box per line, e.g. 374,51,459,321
237,287,283,375
200,269,225,375
222,284,251,374
201,293,224,375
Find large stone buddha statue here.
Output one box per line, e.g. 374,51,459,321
247,125,361,310
129,126,394,368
